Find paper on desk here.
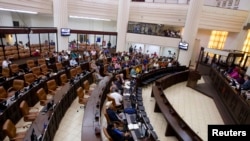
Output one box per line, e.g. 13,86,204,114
124,93,130,96
128,123,139,130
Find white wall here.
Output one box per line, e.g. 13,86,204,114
196,29,211,48
161,47,178,57
224,32,240,50
145,44,160,56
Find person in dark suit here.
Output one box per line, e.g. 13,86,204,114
107,122,133,141
241,75,250,90
106,101,124,122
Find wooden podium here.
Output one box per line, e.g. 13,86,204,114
187,71,201,88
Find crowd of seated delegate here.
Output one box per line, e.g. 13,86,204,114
105,79,135,141
223,65,250,99
104,52,178,76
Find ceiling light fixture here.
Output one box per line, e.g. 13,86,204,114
0,8,38,14
69,15,111,21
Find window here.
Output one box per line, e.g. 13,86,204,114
208,30,228,50
241,30,250,66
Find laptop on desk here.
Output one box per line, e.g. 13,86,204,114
133,124,148,139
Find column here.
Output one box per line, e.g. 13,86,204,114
116,0,130,52
53,0,68,51
234,14,250,51
178,0,204,66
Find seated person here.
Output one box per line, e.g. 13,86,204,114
2,57,12,68
90,60,100,73
116,73,125,85
114,62,122,71
107,63,114,73
109,89,123,108
107,122,133,141
236,73,245,85
113,78,124,95
241,75,250,90
122,61,130,69
130,67,137,78
153,61,159,69
106,101,125,122
69,57,78,67
227,66,240,80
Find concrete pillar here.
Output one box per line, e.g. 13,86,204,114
53,0,69,51
178,0,204,67
234,13,250,51
116,0,130,52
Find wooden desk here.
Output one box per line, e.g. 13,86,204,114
23,72,92,141
137,66,187,87
0,69,92,141
81,76,112,141
209,67,250,124
123,95,145,141
152,70,202,141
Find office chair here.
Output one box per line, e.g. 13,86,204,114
46,79,61,95
70,68,77,78
31,66,45,79
0,86,8,102
56,62,63,72
19,100,39,122
0,68,10,79
76,66,83,75
76,87,89,108
24,73,36,86
37,58,46,66
7,79,24,97
9,64,24,76
36,88,50,106
83,80,94,96
40,64,52,75
2,119,27,141
26,60,36,70
60,73,68,86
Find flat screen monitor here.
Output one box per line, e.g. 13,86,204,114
61,28,71,36
179,42,188,50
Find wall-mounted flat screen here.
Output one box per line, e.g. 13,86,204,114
179,42,188,50
61,28,70,36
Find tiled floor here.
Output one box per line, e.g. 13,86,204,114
5,77,224,141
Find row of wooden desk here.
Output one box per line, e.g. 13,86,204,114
152,70,203,141
209,67,250,124
81,76,112,141
123,86,158,141
0,61,92,141
137,66,187,87
24,71,93,140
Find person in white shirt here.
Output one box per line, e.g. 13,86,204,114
153,61,159,69
69,58,78,67
2,57,11,68
109,89,123,108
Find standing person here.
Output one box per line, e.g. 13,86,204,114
139,46,142,53
107,41,111,48
129,45,133,54
2,57,11,68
